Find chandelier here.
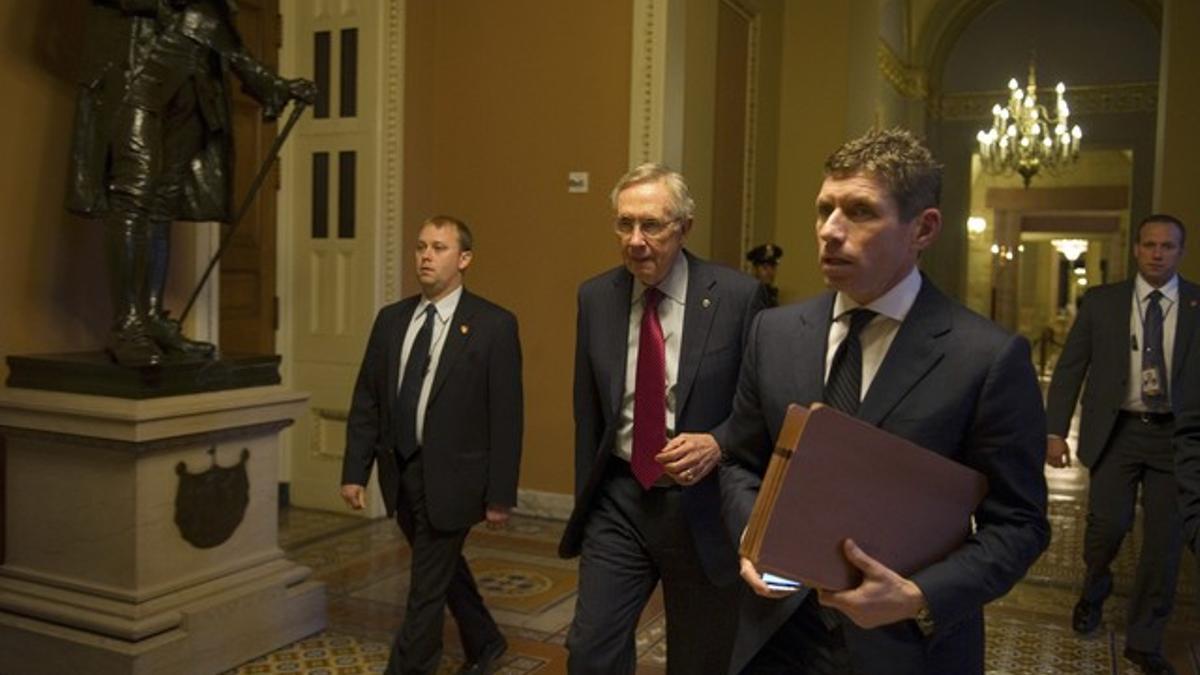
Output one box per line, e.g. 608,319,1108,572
976,60,1082,188
1051,238,1088,261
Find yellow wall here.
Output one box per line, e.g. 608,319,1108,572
771,2,852,303
1157,0,1200,280
0,2,109,379
402,0,632,495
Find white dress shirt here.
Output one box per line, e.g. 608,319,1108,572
398,285,463,445
1123,273,1179,411
825,266,923,400
615,253,689,461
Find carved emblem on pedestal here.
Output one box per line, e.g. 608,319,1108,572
174,446,251,549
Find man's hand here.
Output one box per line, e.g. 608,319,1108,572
740,556,801,599
1046,436,1072,468
816,539,927,629
340,484,367,510
485,505,511,529
657,433,721,485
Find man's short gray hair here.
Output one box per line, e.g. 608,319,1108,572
609,163,696,221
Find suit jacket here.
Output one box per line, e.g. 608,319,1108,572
719,277,1049,675
341,289,523,532
1173,330,1200,552
1046,277,1200,467
558,251,767,585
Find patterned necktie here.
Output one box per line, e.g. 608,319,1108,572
396,305,437,459
823,308,877,416
631,287,667,489
1141,290,1168,410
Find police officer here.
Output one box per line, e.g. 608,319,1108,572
746,243,783,307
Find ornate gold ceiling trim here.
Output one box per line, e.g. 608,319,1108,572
931,81,1158,121
878,39,928,100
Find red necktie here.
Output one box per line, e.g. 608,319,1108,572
632,287,667,489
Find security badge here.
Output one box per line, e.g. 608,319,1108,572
1141,363,1163,397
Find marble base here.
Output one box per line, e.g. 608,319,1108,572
0,385,326,675
6,351,282,399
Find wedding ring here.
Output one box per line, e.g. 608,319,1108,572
684,468,694,481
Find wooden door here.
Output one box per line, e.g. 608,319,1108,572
220,0,281,355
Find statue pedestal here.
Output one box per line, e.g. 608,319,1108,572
0,385,326,675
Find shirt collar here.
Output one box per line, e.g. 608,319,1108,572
633,250,689,305
832,266,922,323
416,285,464,323
1135,273,1178,304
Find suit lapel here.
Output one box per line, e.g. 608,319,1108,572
792,294,835,407
676,253,718,418
606,271,635,417
427,290,477,406
857,278,950,426
388,297,421,407
1172,278,1200,386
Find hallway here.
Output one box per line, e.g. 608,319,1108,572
230,460,1200,674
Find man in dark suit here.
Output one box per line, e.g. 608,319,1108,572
341,216,521,675
721,128,1050,674
559,164,767,673
1173,265,1200,607
1045,214,1194,675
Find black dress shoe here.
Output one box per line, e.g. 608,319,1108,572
1071,598,1102,634
1123,647,1176,675
458,637,507,675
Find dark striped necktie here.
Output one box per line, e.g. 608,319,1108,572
823,308,877,416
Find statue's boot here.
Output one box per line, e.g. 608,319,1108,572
146,312,216,357
143,221,215,357
109,327,164,367
105,217,163,367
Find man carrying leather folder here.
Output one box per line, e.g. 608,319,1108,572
712,128,1050,674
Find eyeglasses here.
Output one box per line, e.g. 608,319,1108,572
613,216,681,239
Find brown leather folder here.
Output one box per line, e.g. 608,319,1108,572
740,403,989,591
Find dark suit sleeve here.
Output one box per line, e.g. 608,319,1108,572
1175,341,1200,552
572,288,603,500
718,311,775,548
485,310,523,508
342,310,388,486
1045,290,1097,436
708,281,770,445
911,334,1050,630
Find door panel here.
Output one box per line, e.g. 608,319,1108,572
221,0,281,355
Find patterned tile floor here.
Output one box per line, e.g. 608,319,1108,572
231,457,1200,674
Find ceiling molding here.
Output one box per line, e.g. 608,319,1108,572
878,39,928,100
932,81,1158,121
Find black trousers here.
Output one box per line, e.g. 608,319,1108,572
566,461,738,674
1082,414,1184,651
386,452,503,675
741,593,853,675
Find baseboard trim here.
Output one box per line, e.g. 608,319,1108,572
515,489,573,521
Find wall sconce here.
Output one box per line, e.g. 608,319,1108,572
967,217,987,236
990,243,1016,265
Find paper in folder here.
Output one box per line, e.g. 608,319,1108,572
739,403,989,591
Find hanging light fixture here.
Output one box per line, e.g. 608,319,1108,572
976,58,1082,188
1051,238,1088,262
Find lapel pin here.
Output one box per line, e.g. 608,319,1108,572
702,298,711,308
460,324,470,335
1191,300,1198,308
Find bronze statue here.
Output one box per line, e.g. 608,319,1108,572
66,0,315,367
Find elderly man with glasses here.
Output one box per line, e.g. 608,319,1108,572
558,163,768,673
